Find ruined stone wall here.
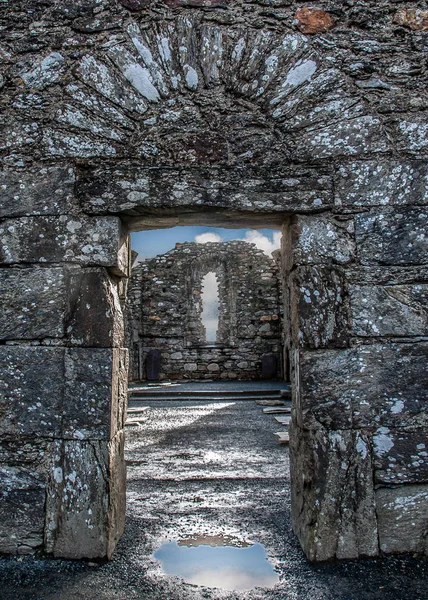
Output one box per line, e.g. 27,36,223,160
1,0,427,561
127,241,282,380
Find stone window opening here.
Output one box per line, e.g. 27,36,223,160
200,271,220,344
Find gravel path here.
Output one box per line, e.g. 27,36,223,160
1,400,427,600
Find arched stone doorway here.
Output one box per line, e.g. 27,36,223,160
1,3,427,562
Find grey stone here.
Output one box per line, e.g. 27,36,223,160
0,438,52,554
0,347,64,438
0,267,67,340
291,423,378,562
63,348,127,441
76,165,334,217
291,215,356,265
298,343,428,430
0,216,128,274
376,485,428,554
0,166,76,217
335,160,428,208
290,266,349,348
66,268,125,347
292,116,389,160
350,284,428,337
374,428,428,485
395,117,428,153
45,432,126,559
355,208,428,266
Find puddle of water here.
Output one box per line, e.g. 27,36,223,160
153,535,279,591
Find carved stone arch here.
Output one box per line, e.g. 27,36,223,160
2,1,427,567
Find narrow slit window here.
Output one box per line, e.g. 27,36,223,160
201,272,219,343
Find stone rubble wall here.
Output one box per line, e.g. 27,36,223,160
0,0,427,561
126,241,283,380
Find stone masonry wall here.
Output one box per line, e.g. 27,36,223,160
127,241,282,380
1,0,427,561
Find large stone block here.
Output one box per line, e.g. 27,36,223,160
350,284,428,337
0,438,52,554
355,208,428,266
290,266,349,348
297,343,428,430
66,268,125,347
291,215,355,266
0,267,67,340
290,423,378,562
335,160,428,208
292,116,389,161
76,165,333,216
45,431,126,559
0,347,64,438
0,266,125,345
376,485,428,555
0,347,128,440
63,348,128,440
0,216,128,274
0,166,76,218
374,428,428,485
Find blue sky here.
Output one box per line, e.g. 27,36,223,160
131,226,281,259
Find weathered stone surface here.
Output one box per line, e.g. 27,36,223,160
335,161,428,208
350,284,428,337
119,0,151,9
291,216,355,266
77,165,333,217
292,116,389,160
355,209,428,266
0,267,124,344
376,485,428,555
0,267,67,340
0,216,128,273
297,343,428,430
290,423,378,562
395,117,428,153
0,166,76,217
63,349,127,440
66,268,125,347
374,428,428,485
0,347,64,438
294,7,334,34
394,9,428,31
45,432,126,559
0,438,51,554
290,266,349,348
0,347,127,440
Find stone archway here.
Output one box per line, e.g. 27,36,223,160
1,2,427,561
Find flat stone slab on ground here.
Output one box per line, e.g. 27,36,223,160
274,431,290,444
274,416,292,425
263,407,292,414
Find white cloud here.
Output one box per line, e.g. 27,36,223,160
195,232,223,244
240,230,282,256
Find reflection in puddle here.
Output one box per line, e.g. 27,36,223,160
154,536,279,591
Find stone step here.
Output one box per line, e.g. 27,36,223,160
127,407,150,414
128,387,290,398
129,394,285,403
